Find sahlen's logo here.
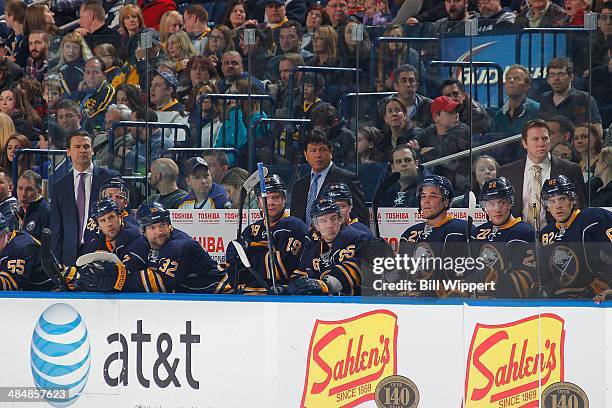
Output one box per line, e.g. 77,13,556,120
30,303,91,407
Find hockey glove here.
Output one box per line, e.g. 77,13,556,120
225,239,249,264
75,261,127,292
288,276,329,295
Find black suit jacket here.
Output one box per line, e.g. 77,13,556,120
50,165,120,266
290,164,368,225
499,156,587,220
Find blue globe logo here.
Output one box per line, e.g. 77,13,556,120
30,303,91,407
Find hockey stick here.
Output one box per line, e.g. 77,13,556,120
257,162,278,293
230,240,274,293
39,228,70,291
371,172,400,238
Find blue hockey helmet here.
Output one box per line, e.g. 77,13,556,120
480,177,515,207
137,202,171,228
322,182,352,205
310,197,341,220
100,176,129,200
541,175,577,203
255,174,287,197
417,175,454,210
91,198,121,220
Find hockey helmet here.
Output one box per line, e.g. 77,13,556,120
137,202,171,228
310,197,341,220
541,175,577,204
255,174,287,197
91,198,121,220
417,175,454,210
322,182,352,205
480,177,515,207
100,176,129,201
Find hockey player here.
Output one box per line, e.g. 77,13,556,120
289,198,369,295
539,175,612,298
471,177,536,298
122,202,230,293
322,182,374,238
0,213,48,291
399,175,469,297
225,174,309,294
14,170,50,241
83,198,141,259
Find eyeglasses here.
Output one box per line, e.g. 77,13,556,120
547,71,569,79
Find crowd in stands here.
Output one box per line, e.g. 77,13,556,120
0,0,608,233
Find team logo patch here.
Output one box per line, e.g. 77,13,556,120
412,243,435,280
549,245,579,286
26,221,36,232
301,310,398,408
479,244,505,271
464,314,565,407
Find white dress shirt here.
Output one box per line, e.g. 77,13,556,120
522,154,551,227
312,162,334,196
73,163,94,243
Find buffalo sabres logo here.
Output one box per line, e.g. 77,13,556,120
479,244,505,271
394,192,406,207
412,243,435,280
148,249,159,264
421,224,433,239
549,245,579,286
150,207,158,213
26,221,35,232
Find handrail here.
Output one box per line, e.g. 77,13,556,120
426,60,504,108
337,91,396,121
369,36,438,88
250,118,311,173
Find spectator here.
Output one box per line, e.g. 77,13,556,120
18,3,56,69
76,0,121,51
431,0,479,35
0,59,19,94
179,157,230,209
380,144,432,207
441,78,492,134
217,50,265,93
490,64,541,135
43,77,63,118
272,53,304,116
147,158,189,209
179,56,218,103
51,31,92,94
291,129,367,225
302,4,325,51
94,43,134,89
306,25,341,69
98,104,134,169
220,167,251,208
310,102,357,167
360,0,392,25
165,31,198,74
0,113,16,149
262,0,290,29
237,28,274,81
150,71,184,113
471,155,500,200
515,0,566,28
499,119,586,227
252,0,306,23
356,126,387,164
299,73,325,119
220,1,258,30
591,3,612,69
50,129,119,266
325,0,350,27
0,87,43,141
573,122,603,182
116,83,144,112
4,0,27,66
381,97,423,155
137,0,176,31
564,0,590,26
17,77,46,120
0,168,17,230
392,64,433,129
551,141,576,162
545,114,574,146
14,170,50,241
203,25,235,78
1,133,31,179
117,4,146,66
417,95,471,191
477,0,516,32
183,4,212,55
338,20,371,76
590,48,612,107
375,26,421,93
56,99,82,136
159,10,183,45
26,31,49,83
75,57,115,133
126,108,174,173
591,146,612,206
187,81,222,147
277,20,313,60
538,57,603,136
203,150,230,184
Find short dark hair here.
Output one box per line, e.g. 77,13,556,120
80,0,105,21
303,129,332,151
280,20,303,37
184,4,208,22
521,119,549,141
56,99,80,114
545,114,574,137
5,0,27,23
547,57,573,76
310,102,338,127
394,64,419,82
391,144,418,162
203,149,229,167
0,167,11,183
67,130,93,148
134,107,158,122
441,77,465,93
18,169,42,190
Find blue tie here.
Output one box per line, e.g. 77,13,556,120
305,173,321,226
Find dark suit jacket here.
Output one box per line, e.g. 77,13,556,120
290,164,368,225
499,156,586,221
50,165,119,266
